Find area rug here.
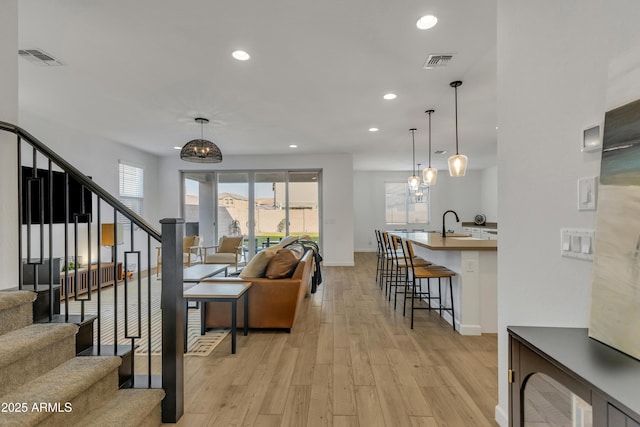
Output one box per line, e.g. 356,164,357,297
60,276,230,357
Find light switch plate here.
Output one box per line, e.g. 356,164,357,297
561,228,595,261
577,177,598,211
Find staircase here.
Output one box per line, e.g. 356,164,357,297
0,290,164,426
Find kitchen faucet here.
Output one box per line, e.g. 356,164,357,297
442,210,460,238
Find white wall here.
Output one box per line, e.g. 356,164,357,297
158,153,354,267
0,0,20,288
353,169,495,252
495,1,640,424
481,166,497,222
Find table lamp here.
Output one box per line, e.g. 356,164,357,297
101,223,124,262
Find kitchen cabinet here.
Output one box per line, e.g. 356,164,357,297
462,226,497,240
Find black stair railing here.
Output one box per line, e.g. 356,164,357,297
0,121,183,423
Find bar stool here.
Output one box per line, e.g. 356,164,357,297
383,232,417,299
402,240,456,330
390,236,431,309
374,230,386,287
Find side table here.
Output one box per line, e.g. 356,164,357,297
183,282,252,354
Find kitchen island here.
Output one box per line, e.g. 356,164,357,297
391,231,497,335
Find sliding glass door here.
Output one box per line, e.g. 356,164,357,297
254,172,286,252
287,171,319,243
181,169,321,263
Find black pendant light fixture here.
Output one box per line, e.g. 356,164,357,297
180,117,223,163
448,81,468,176
422,109,438,185
407,128,420,191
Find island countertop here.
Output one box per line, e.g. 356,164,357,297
391,231,497,251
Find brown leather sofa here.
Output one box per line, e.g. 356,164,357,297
200,249,313,331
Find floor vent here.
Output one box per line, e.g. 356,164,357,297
18,49,64,66
423,54,453,69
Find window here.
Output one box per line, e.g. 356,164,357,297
119,162,144,220
385,182,430,225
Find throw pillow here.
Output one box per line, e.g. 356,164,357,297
265,247,303,279
239,247,277,278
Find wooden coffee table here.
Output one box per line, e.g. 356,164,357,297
183,282,252,354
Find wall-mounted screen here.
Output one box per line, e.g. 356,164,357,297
21,166,92,224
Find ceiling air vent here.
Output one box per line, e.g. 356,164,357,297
423,54,453,69
18,49,63,66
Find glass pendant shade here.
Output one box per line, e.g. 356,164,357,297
423,109,437,185
180,118,223,163
448,81,467,177
422,166,438,185
448,154,468,177
408,175,421,191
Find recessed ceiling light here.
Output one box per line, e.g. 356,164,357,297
416,15,438,30
434,150,447,154
232,50,250,61
289,144,298,148
369,127,379,132
173,146,181,150
383,93,397,100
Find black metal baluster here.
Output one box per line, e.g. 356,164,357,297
64,173,69,322
113,209,118,356
147,234,152,388
97,200,102,354
17,136,22,290
48,160,53,321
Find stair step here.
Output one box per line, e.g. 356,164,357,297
77,344,135,357
72,388,165,427
0,356,121,426
7,285,61,323
0,291,36,335
40,313,98,326
0,323,77,398
39,314,98,354
78,345,137,388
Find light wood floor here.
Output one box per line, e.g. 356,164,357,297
172,252,498,427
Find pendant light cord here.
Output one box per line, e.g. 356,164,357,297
428,111,432,167
410,129,417,175
454,85,459,155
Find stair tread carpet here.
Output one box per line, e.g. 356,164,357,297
0,291,36,335
0,323,77,369
73,388,165,427
0,356,121,426
0,290,35,311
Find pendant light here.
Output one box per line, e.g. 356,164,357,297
407,128,420,191
180,117,223,163
422,109,438,185
448,81,468,177
415,163,424,202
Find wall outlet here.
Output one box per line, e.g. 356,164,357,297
465,260,476,272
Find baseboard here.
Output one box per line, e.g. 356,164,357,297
322,262,355,267
495,404,508,427
457,323,482,336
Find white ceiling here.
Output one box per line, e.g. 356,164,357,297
18,0,497,171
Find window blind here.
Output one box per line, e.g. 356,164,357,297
119,162,144,218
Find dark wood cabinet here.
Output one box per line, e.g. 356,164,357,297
508,326,640,427
60,262,122,299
